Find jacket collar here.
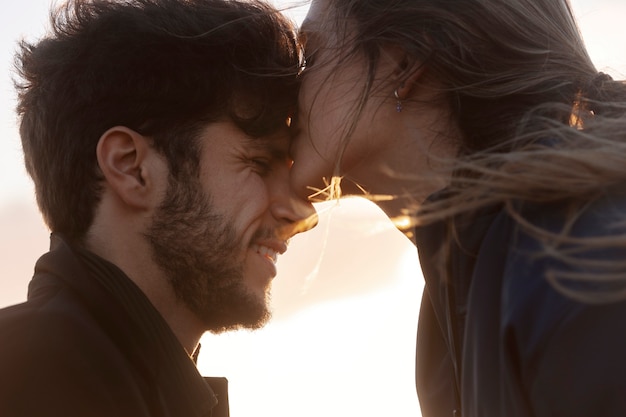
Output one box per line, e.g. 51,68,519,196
29,233,218,416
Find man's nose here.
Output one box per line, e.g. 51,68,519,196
272,184,318,240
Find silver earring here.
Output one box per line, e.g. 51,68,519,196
394,89,402,113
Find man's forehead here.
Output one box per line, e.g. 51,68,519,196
198,120,291,157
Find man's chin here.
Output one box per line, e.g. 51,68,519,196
205,309,272,334
198,291,272,334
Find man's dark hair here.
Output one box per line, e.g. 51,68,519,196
15,0,302,241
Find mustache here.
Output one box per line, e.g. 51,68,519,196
251,214,318,245
274,212,319,241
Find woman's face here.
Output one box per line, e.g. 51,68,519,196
290,0,454,217
290,0,404,203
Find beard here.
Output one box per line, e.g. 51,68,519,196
144,174,271,333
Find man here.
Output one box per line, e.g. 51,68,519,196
0,0,316,416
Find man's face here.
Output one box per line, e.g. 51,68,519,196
145,121,315,333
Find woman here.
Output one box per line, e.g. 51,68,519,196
290,0,626,416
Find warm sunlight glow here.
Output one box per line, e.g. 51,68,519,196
1,1,625,417
277,211,319,238
198,198,423,417
307,175,343,201
392,215,414,230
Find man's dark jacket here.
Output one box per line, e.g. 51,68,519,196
0,234,223,417
414,190,626,417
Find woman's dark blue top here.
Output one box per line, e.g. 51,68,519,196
414,189,626,417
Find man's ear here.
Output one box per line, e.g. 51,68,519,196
96,126,158,210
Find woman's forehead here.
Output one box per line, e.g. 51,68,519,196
300,1,354,51
300,0,336,33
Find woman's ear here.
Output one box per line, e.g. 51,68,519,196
96,126,157,210
395,59,427,100
383,45,427,100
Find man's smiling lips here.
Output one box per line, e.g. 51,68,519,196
250,240,288,264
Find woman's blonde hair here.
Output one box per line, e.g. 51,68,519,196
321,0,626,302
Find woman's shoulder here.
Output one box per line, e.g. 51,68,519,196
515,185,626,236
501,185,626,327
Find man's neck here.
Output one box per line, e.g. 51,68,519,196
83,227,205,355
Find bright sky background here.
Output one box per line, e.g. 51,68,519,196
1,1,625,416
